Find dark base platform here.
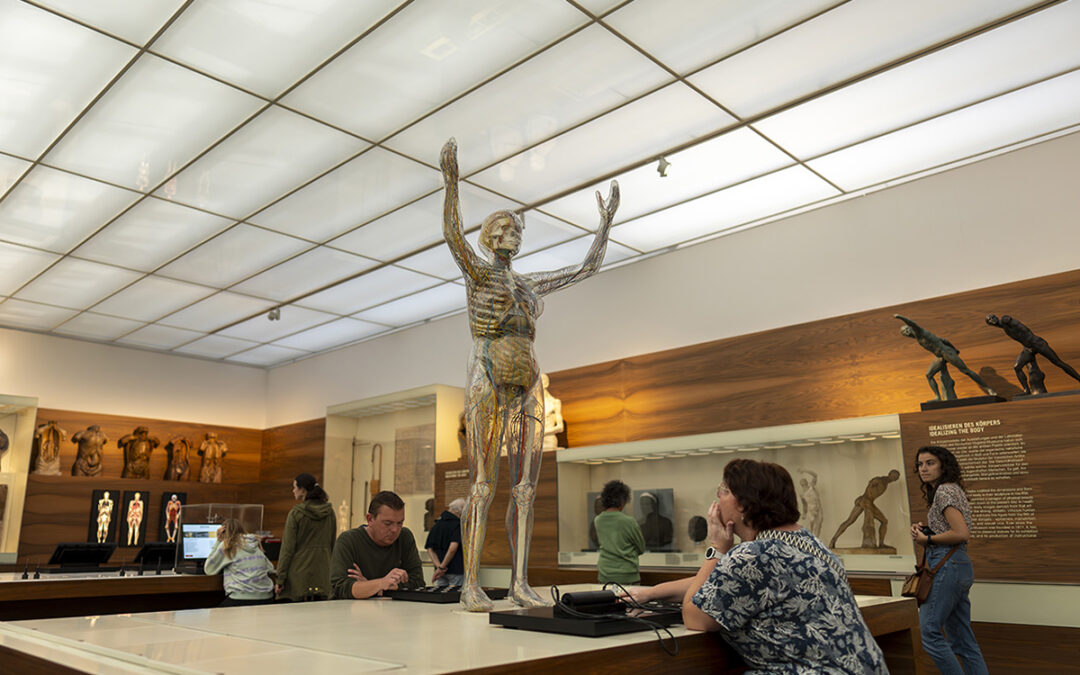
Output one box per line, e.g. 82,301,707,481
384,586,508,603
1011,388,1080,401
489,605,682,637
920,394,1006,411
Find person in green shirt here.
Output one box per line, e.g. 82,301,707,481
330,490,424,599
594,479,646,585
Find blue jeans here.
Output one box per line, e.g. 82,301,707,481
434,573,463,587
919,546,989,675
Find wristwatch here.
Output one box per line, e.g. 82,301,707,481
705,547,722,560
926,535,934,547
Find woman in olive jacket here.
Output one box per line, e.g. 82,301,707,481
275,472,336,601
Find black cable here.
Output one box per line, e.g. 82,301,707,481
549,585,679,657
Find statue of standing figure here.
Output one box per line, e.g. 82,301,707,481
164,494,182,543
985,314,1080,394
33,421,67,475
164,436,191,481
126,493,144,546
894,314,997,400
119,426,159,479
198,433,227,483
830,470,901,551
71,425,107,477
96,491,114,544
541,373,565,450
798,468,823,537
441,138,619,611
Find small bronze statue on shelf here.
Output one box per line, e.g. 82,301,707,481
830,469,901,553
198,432,227,483
894,314,997,400
32,421,67,475
164,436,191,481
70,425,107,477
985,313,1080,395
119,426,159,479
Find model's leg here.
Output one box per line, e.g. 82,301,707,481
919,552,966,675
1012,349,1034,393
947,355,996,396
504,378,548,607
927,359,946,399
941,556,989,675
1036,344,1080,383
829,504,863,548
870,504,888,547
460,362,503,612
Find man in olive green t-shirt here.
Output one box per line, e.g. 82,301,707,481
594,479,646,584
330,491,424,599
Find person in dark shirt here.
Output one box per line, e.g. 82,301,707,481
425,498,465,587
329,491,423,599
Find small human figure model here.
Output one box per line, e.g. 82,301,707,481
119,426,159,479
829,470,901,550
541,373,565,450
33,420,67,475
70,425,107,477
423,497,436,532
164,436,191,481
164,494,182,543
894,314,997,400
985,313,1080,394
457,411,467,460
798,468,823,537
637,492,674,550
126,493,144,546
198,432,228,483
96,491,114,544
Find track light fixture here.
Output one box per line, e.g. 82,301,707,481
657,156,670,178
267,308,281,321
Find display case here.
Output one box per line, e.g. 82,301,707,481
0,394,39,564
557,414,915,575
179,503,264,533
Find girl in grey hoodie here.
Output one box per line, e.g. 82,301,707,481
205,518,275,606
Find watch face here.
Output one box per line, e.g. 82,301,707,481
705,547,718,559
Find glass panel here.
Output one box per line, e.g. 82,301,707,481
0,297,78,330
0,154,31,194
395,246,464,281
152,0,399,97
225,344,309,367
45,54,263,190
386,24,672,172
471,82,732,203
13,257,142,309
73,197,233,271
612,166,839,252
231,247,378,302
0,241,60,296
158,291,274,332
755,1,1080,159
513,236,637,275
117,323,203,350
541,127,793,227
91,275,214,322
158,224,311,288
273,317,386,351
172,334,259,359
807,70,1080,191
353,282,466,327
282,0,586,139
218,304,338,342
154,106,368,218
54,312,144,341
33,0,187,44
296,265,440,314
690,0,1044,117
0,166,139,253
0,2,135,158
250,147,440,242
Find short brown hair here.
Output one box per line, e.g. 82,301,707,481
368,490,404,515
723,459,800,531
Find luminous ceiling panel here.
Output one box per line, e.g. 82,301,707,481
32,0,187,44
72,197,233,271
117,323,203,350
273,317,386,352
297,265,440,315
353,282,466,327
0,1,135,159
612,166,840,252
250,147,441,242
173,334,259,359
513,236,638,275
54,311,144,341
0,298,78,330
152,0,399,98
218,304,337,343
691,0,1044,117
606,0,840,76
91,275,214,322
231,246,377,302
0,241,60,296
13,257,142,309
387,24,672,172
541,127,793,227
0,166,139,253
396,245,467,282
226,343,309,367
471,82,733,203
158,291,274,333
155,106,368,218
808,70,1080,191
0,154,31,194
45,54,263,191
158,224,311,288
283,0,587,140
755,1,1080,159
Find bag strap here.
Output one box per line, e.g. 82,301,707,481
926,545,960,576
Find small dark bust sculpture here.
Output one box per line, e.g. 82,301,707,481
119,426,159,479
165,436,191,481
986,313,1080,394
71,425,107,477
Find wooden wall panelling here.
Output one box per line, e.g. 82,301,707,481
249,418,326,538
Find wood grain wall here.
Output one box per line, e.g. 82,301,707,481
252,418,326,537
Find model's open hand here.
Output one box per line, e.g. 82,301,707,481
706,500,735,555
595,180,620,224
441,138,459,182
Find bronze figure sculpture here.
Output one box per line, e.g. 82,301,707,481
830,469,900,551
119,426,159,479
441,137,618,611
70,425,107,477
165,436,191,481
894,314,996,400
985,313,1080,394
198,432,227,483
33,421,67,475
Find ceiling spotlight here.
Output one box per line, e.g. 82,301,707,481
656,156,671,177
267,308,281,321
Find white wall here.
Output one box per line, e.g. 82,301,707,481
265,130,1080,426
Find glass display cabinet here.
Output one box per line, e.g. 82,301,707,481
556,414,915,575
0,394,39,564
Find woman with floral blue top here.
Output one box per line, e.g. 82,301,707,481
626,459,886,674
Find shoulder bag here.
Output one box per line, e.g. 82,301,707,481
901,545,958,605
